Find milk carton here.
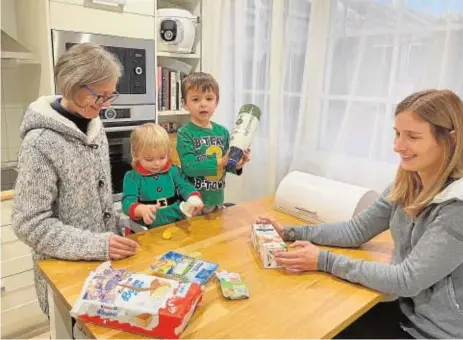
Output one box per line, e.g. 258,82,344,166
251,224,287,268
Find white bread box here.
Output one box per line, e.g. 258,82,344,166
274,171,379,224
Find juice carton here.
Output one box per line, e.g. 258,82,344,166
251,224,287,268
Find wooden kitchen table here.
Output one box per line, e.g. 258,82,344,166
38,197,393,339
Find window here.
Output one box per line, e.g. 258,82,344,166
319,0,463,162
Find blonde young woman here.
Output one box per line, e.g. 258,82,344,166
257,89,463,339
12,43,139,316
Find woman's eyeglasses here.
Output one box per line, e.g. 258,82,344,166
83,85,119,105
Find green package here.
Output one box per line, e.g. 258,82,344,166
216,270,249,300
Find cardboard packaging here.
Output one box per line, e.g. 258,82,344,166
251,223,287,268
71,262,202,339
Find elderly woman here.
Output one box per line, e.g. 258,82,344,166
12,43,138,316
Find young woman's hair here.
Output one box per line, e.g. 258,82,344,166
130,123,170,168
181,72,220,102
54,42,123,101
389,89,463,217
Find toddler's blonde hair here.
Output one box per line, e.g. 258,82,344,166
130,123,170,167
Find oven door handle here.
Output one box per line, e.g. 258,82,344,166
104,126,137,132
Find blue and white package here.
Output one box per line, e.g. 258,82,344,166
149,251,219,285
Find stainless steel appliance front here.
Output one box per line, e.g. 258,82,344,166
51,30,155,106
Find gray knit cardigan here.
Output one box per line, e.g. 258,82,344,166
12,95,120,315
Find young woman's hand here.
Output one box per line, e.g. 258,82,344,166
135,204,159,225
255,216,285,238
108,235,139,260
274,241,320,272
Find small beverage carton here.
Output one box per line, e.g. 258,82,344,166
251,224,287,268
216,271,249,300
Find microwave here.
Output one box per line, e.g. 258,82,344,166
51,30,156,107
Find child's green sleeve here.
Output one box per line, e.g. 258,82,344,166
171,166,199,199
149,204,184,228
122,171,142,220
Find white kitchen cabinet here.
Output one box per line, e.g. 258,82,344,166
1,199,48,339
124,0,156,16
2,0,55,174
50,0,155,16
1,300,48,339
2,274,38,311
1,254,34,278
2,238,31,261
50,1,155,39
1,200,13,226
1,225,17,243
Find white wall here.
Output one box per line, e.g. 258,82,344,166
1,0,53,167
1,65,42,166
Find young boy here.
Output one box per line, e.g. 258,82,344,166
176,72,250,214
122,123,203,228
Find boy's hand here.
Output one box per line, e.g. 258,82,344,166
236,148,251,169
134,204,159,225
218,150,231,168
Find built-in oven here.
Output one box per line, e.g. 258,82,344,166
106,130,132,201
51,30,156,199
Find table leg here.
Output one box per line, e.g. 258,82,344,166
48,284,73,339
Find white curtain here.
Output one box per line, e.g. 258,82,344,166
291,0,463,193
203,0,463,202
203,0,312,203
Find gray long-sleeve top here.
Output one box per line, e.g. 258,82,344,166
283,180,463,338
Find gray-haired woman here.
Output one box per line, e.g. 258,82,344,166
12,43,139,316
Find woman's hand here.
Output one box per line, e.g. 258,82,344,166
255,216,285,238
236,148,251,169
274,241,320,272
135,204,159,225
109,235,139,260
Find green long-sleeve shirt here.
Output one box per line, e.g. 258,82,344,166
122,162,198,228
176,121,242,207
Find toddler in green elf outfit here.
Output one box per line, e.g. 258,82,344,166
122,123,203,228
176,72,251,214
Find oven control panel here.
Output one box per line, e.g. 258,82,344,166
99,108,131,120
99,106,155,129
